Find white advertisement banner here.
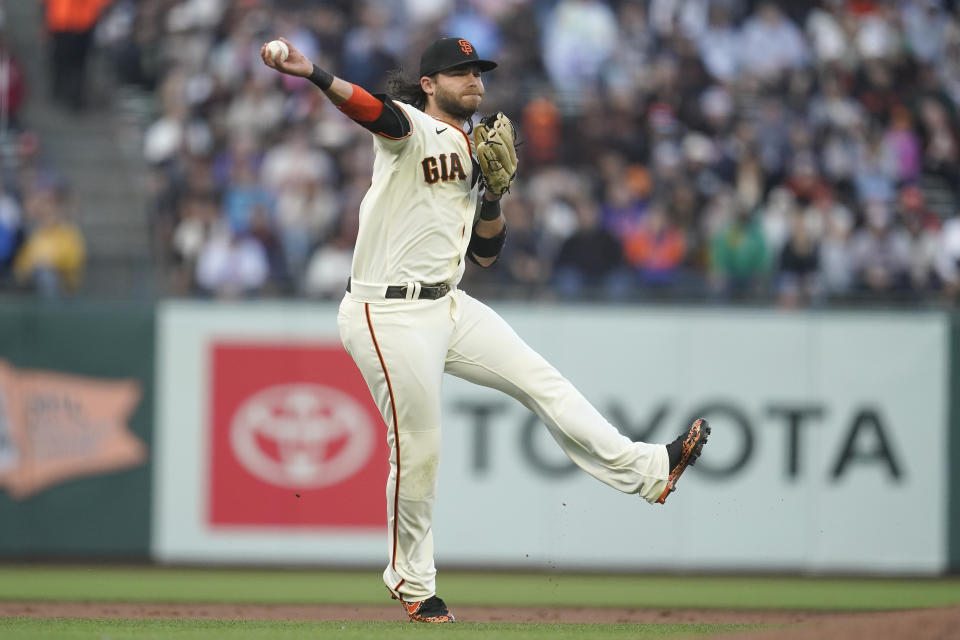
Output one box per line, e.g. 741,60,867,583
154,301,948,573
154,301,388,564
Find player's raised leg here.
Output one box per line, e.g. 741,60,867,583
443,290,707,503
337,296,453,604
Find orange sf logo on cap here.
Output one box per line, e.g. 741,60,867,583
458,39,473,55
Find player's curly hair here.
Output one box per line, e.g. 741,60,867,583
386,69,427,111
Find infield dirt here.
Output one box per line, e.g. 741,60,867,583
2,601,958,638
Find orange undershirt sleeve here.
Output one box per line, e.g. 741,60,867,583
337,84,385,122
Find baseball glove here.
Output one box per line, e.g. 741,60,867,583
473,112,518,196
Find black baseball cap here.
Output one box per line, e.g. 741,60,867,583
419,37,497,78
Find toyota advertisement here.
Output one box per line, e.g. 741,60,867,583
154,302,948,573
208,343,387,528
154,303,388,563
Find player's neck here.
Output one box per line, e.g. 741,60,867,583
424,103,468,131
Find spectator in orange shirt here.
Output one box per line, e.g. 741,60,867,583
42,0,111,110
623,203,687,289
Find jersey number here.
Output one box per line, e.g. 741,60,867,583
422,153,467,184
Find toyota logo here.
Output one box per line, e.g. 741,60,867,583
230,384,375,488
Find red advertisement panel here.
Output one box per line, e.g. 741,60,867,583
209,343,386,527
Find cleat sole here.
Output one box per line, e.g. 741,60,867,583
656,419,710,504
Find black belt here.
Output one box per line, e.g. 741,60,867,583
346,278,451,300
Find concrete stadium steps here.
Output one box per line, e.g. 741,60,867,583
5,0,154,296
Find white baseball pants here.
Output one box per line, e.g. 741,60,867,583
337,286,669,602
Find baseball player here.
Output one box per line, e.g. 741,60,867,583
261,36,709,624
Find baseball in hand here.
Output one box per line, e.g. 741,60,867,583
265,40,289,63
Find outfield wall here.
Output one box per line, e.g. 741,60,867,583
0,302,154,557
153,301,948,574
0,299,950,572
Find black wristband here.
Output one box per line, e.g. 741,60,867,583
478,197,501,221
308,64,333,91
468,223,507,260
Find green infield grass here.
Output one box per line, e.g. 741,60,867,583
0,618,758,640
1,566,959,639
0,566,959,610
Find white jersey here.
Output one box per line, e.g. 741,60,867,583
350,100,481,287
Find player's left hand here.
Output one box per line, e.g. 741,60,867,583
260,37,313,78
473,112,518,197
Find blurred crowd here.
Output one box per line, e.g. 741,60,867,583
107,0,960,305
0,0,86,298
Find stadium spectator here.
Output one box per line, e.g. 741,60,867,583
195,228,269,299
804,1,851,66
170,190,224,294
0,35,25,127
302,210,357,299
0,181,21,277
848,200,912,295
710,209,770,299
225,74,285,141
936,216,960,298
495,195,549,297
13,185,85,297
817,194,855,298
697,5,741,83
221,160,273,235
43,0,111,111
541,0,618,101
553,198,629,300
898,186,941,294
622,202,687,290
739,3,810,80
776,210,821,308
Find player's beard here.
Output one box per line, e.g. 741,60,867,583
434,84,480,121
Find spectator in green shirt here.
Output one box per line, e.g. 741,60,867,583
710,210,770,299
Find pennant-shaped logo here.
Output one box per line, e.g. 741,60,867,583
0,359,145,499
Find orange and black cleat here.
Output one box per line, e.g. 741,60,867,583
398,595,455,623
656,418,710,504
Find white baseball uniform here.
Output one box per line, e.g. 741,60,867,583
337,100,670,602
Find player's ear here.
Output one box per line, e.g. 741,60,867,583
420,75,435,96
